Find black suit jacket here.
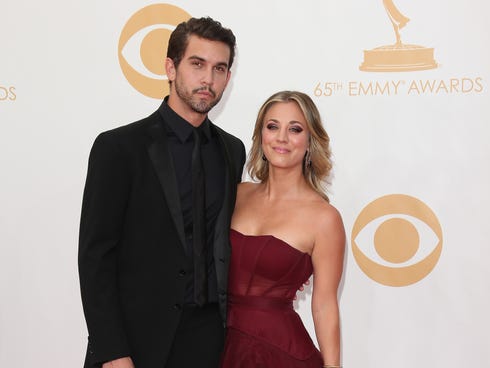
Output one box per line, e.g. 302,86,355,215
78,108,245,367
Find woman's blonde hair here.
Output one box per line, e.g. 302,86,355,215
248,90,332,201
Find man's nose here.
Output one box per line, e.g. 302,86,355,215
201,67,214,85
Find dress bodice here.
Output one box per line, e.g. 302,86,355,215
225,229,319,361
228,229,313,300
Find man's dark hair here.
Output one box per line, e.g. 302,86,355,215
167,17,236,69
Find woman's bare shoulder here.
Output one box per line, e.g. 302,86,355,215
309,198,344,236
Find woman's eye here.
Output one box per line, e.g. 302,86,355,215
266,123,278,130
290,126,303,133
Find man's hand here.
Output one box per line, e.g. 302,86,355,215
294,279,310,300
102,357,135,368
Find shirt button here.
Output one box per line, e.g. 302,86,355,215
173,303,182,310
179,269,186,276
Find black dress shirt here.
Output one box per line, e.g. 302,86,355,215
159,99,225,304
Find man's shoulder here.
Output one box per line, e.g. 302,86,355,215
212,123,244,147
88,110,162,157
99,110,160,141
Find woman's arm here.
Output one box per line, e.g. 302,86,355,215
311,205,346,366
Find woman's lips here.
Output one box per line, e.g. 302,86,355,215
272,147,290,154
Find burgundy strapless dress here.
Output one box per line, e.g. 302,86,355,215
220,229,323,368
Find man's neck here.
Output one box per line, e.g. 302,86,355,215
167,94,207,127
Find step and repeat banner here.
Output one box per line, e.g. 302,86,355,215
1,1,489,367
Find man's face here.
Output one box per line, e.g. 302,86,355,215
166,35,231,116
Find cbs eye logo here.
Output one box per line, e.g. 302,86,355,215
118,4,191,99
351,194,443,286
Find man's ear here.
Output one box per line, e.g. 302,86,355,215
223,70,232,89
165,57,176,82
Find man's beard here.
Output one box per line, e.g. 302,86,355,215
174,80,223,114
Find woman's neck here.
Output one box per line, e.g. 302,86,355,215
260,166,310,201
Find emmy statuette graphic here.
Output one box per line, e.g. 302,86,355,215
360,0,437,72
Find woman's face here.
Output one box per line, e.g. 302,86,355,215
261,101,310,171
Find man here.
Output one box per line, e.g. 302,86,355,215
78,17,245,368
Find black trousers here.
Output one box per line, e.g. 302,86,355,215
165,303,225,368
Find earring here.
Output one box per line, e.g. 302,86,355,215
304,150,312,168
262,154,267,161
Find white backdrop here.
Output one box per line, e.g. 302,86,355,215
1,1,490,367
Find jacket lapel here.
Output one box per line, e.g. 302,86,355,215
147,120,186,250
212,126,241,321
214,127,236,242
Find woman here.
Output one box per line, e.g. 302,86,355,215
220,91,345,368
